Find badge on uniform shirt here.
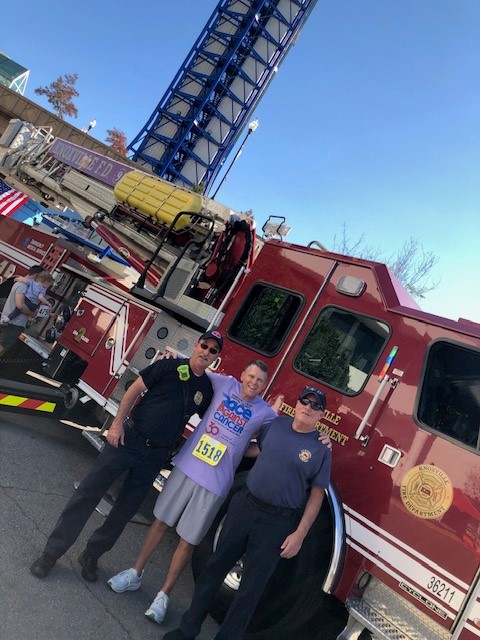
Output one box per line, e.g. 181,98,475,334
299,449,312,462
194,391,203,406
177,364,190,381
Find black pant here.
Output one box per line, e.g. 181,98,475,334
44,426,169,560
180,490,296,640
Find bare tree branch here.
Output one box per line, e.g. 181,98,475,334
332,223,440,299
333,222,382,261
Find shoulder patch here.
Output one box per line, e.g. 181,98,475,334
177,364,190,381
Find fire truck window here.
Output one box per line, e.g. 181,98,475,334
228,284,302,355
417,342,480,449
294,307,390,395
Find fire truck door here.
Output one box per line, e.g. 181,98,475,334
262,275,393,452
390,340,480,637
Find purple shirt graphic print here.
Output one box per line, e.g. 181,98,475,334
174,372,277,497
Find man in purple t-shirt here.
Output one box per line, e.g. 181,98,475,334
107,360,277,623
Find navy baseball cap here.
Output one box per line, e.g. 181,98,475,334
300,386,327,411
199,330,223,351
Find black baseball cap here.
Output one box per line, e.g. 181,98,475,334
199,330,223,351
300,386,327,411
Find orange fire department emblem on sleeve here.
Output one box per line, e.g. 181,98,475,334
400,465,453,520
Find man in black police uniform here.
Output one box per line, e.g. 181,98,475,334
165,385,331,640
30,330,223,582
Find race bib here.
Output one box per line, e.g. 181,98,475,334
192,434,227,466
37,305,50,318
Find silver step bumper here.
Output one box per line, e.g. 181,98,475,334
338,579,451,640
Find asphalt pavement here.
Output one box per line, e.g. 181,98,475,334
0,410,220,640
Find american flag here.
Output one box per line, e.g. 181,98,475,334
0,178,29,217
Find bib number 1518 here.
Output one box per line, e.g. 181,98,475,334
192,434,226,466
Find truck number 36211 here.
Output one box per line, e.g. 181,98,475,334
426,576,456,604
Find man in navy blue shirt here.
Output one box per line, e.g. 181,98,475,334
165,385,331,640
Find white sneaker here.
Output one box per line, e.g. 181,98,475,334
107,567,143,593
145,590,169,624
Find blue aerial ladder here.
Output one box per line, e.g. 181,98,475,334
128,0,318,193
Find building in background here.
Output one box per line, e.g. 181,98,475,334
0,52,30,95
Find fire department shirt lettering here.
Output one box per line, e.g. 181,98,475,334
247,416,332,510
131,358,213,447
174,372,277,497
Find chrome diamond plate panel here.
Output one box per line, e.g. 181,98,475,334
110,310,202,404
342,579,451,640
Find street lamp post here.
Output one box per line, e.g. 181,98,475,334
210,119,259,199
81,119,97,134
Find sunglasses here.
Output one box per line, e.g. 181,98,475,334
298,397,324,411
199,342,219,355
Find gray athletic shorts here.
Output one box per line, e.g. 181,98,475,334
153,466,225,545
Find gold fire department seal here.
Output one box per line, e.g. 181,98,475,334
299,449,312,462
400,465,453,520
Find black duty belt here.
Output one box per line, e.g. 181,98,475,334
246,491,297,517
125,418,164,449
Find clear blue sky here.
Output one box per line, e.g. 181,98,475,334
2,0,479,322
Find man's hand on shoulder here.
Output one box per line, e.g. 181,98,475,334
268,394,284,413
318,433,332,450
107,419,125,448
156,350,180,360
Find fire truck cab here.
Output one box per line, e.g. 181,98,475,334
42,237,480,640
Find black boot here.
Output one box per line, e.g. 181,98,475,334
30,552,57,579
78,550,98,582
163,630,195,640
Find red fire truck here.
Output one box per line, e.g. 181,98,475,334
32,233,480,640
1,141,479,640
